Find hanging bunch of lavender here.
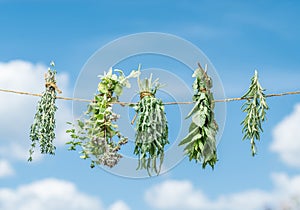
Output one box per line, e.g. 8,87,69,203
179,63,218,169
29,61,62,161
133,66,169,176
66,68,139,168
241,70,268,156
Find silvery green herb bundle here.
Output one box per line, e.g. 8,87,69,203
179,64,218,169
29,62,61,161
66,68,139,168
134,69,169,175
241,70,268,156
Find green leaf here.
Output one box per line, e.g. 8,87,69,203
98,83,108,93
114,84,123,96
178,127,199,146
192,112,206,127
186,101,200,119
66,129,74,133
77,120,84,129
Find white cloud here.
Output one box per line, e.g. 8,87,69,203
270,103,300,167
145,180,209,209
0,178,103,210
0,178,132,210
0,143,42,162
145,173,300,210
108,200,131,210
0,60,72,162
0,159,14,178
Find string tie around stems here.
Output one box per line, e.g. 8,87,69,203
140,91,154,99
200,87,207,93
45,82,62,94
44,73,62,94
131,91,155,125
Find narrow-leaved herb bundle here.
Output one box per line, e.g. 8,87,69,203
66,68,139,168
179,63,218,169
134,66,169,175
29,61,62,161
241,70,268,156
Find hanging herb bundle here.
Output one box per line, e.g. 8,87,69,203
133,66,169,176
29,61,62,161
66,68,139,168
241,70,268,156
178,63,218,169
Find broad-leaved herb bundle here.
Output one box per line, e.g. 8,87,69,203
66,68,139,168
29,61,61,161
241,70,268,156
179,64,218,169
134,67,169,175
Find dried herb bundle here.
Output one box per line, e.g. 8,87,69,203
134,67,169,175
29,61,61,161
179,63,218,169
241,70,268,156
66,68,139,168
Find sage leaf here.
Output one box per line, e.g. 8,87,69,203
134,66,169,176
178,63,218,169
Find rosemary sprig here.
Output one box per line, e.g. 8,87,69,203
241,70,269,156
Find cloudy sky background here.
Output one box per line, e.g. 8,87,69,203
1,1,300,210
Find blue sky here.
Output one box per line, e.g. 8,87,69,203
1,1,300,210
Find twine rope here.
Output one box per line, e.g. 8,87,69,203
0,88,299,105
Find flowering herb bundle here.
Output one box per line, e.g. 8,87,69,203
241,70,268,156
179,63,218,169
133,66,169,175
29,61,62,161
66,68,139,168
